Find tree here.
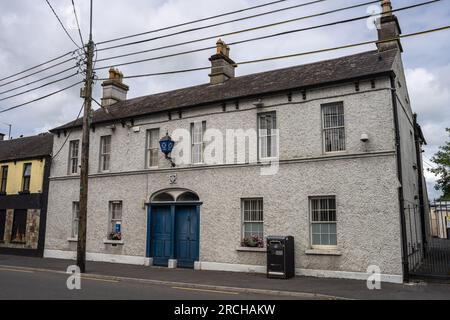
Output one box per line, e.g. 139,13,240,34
429,128,450,200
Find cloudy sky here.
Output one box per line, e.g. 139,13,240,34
0,0,449,198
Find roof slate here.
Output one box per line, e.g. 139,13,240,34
52,49,397,131
0,134,53,162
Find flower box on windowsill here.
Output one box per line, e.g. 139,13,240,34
236,246,267,253
103,239,124,246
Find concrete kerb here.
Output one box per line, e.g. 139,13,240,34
0,264,350,300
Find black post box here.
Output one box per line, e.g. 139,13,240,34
266,236,295,279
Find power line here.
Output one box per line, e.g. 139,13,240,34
97,25,450,80
96,0,376,62
94,0,439,71
0,66,78,96
0,57,78,89
97,0,290,45
44,0,82,49
97,0,328,51
52,101,85,159
0,72,80,102
0,50,74,84
0,81,82,114
71,0,85,48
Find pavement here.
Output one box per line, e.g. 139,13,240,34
0,254,450,300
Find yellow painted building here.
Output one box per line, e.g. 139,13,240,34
1,159,46,195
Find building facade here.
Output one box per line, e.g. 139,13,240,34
0,133,53,256
44,3,428,283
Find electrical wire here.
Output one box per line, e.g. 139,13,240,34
0,81,82,114
0,72,80,102
0,50,74,83
97,0,290,45
0,58,78,89
97,25,450,80
44,0,82,49
97,0,329,51
94,0,439,71
52,101,85,159
96,0,376,62
0,66,78,96
71,0,85,48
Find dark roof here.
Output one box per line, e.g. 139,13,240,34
52,49,398,131
0,134,53,162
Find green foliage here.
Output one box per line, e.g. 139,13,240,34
429,128,450,200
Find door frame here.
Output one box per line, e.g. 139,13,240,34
146,201,202,266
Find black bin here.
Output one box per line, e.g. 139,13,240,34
266,236,295,279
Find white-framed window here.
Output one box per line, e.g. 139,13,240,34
322,102,345,152
108,201,122,240
99,135,111,172
68,140,80,174
191,121,206,164
146,128,160,168
258,112,278,160
241,198,264,247
72,202,79,238
310,197,337,247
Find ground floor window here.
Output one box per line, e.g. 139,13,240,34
241,198,264,247
310,197,337,247
108,201,122,240
0,209,6,242
72,202,79,238
11,209,27,243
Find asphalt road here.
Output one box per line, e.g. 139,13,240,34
0,267,303,300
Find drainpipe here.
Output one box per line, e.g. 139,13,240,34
413,114,427,251
390,73,410,282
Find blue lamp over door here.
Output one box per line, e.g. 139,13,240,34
159,132,176,167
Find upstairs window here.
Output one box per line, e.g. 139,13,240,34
68,140,80,174
22,163,32,193
0,166,8,193
100,135,111,172
147,128,160,168
322,102,345,152
258,112,278,160
191,121,206,164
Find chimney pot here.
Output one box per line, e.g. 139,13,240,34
209,39,237,85
376,0,402,52
101,67,129,107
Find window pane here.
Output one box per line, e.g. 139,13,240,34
312,234,321,245
329,233,337,245
321,233,330,245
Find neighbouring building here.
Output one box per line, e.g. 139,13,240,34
44,1,429,283
0,133,53,256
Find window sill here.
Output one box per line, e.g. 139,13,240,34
305,249,341,256
103,239,124,245
67,237,78,242
236,246,267,253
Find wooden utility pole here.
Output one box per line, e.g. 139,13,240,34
77,0,94,273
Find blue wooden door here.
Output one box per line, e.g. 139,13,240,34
150,206,172,266
175,206,199,268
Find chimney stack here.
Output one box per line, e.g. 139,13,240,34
209,39,237,85
376,0,403,52
101,68,129,107
0,133,4,141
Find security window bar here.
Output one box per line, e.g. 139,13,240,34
191,121,206,164
258,112,278,160
0,166,8,193
100,135,111,172
147,129,160,168
68,140,80,174
11,209,27,244
322,103,345,152
109,201,122,240
22,163,32,192
310,197,337,246
242,199,264,245
72,202,80,238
